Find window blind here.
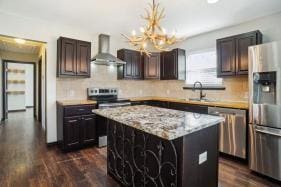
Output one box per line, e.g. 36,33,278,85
185,50,222,85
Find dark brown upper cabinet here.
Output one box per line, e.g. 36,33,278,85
117,49,144,80
217,30,262,77
144,53,160,79
57,37,91,78
160,48,186,80
117,48,186,80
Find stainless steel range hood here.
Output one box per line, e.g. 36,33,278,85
91,34,126,65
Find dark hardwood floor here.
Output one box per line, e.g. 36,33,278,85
0,109,280,187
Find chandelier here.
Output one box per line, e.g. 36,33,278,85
122,0,181,55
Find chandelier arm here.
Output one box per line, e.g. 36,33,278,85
122,0,181,54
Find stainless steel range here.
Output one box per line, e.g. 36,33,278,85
248,41,281,181
88,87,131,147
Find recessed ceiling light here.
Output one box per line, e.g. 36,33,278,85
207,0,219,4
14,38,26,44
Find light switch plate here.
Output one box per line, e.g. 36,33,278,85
199,151,207,165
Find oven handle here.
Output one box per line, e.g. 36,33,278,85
255,129,281,137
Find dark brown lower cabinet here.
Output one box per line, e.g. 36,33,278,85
106,118,219,187
81,114,96,145
57,104,97,151
64,116,81,149
131,100,208,114
169,102,208,114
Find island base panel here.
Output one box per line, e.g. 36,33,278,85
106,118,218,187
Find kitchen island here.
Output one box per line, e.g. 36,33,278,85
93,105,224,187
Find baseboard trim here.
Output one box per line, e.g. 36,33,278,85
26,106,34,108
8,109,26,113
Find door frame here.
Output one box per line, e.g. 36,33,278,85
1,60,36,120
38,56,42,122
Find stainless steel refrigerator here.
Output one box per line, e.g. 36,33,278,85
249,41,281,181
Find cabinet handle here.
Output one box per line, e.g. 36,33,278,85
84,118,93,121
68,119,78,123
78,109,85,111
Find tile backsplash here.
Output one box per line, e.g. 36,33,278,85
56,65,248,102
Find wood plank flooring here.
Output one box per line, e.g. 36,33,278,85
0,109,280,187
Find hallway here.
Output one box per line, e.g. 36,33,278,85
0,111,280,187
0,110,118,186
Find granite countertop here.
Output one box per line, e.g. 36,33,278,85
57,100,97,106
93,105,224,140
129,96,248,109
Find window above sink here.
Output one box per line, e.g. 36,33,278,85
185,49,223,87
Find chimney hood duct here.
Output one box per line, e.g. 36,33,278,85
91,34,126,65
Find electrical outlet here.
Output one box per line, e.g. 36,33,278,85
198,151,207,165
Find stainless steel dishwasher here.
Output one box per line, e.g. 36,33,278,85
208,107,247,159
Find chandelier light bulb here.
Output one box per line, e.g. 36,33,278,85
162,28,167,35
142,42,147,49
140,27,145,33
131,30,136,36
172,30,176,36
159,40,164,45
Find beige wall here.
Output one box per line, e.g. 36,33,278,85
57,65,155,100
149,77,248,101
57,65,248,102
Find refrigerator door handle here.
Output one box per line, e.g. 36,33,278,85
255,129,281,137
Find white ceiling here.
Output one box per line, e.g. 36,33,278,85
0,0,281,37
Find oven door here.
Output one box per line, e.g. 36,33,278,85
249,124,281,181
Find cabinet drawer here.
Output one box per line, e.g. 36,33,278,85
64,105,96,117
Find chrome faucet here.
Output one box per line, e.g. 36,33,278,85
193,81,206,100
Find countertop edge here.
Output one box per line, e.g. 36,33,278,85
57,100,97,106
129,97,248,110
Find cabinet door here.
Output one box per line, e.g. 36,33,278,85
235,33,257,75
59,38,77,76
161,50,177,80
64,116,81,149
76,40,91,77
217,38,236,77
133,52,143,79
144,53,160,79
81,114,96,145
124,51,134,79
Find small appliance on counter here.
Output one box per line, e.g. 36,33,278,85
87,87,131,147
248,41,281,181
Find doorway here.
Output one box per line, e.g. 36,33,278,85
0,35,46,124
2,61,36,119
